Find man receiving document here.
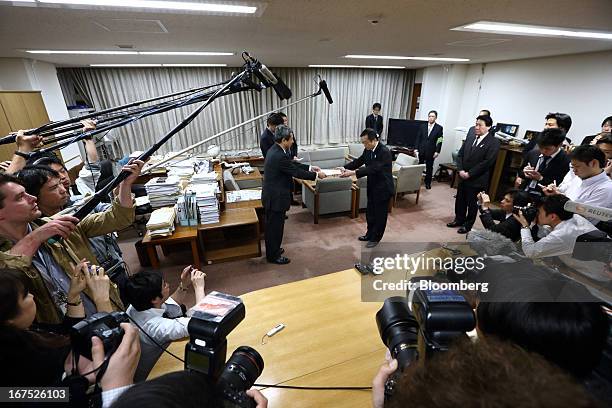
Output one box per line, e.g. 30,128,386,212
339,128,394,248
262,125,326,264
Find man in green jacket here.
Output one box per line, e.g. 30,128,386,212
0,160,143,324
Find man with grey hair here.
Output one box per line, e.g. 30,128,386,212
262,125,326,264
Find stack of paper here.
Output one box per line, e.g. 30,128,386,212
188,182,220,224
191,170,218,185
226,189,262,203
146,207,176,238
145,176,182,208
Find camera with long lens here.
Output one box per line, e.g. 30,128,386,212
376,283,475,400
185,291,264,408
70,311,129,360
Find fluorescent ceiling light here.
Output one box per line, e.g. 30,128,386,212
90,64,162,67
36,0,257,13
309,64,405,69
27,50,138,54
162,63,227,67
0,0,37,3
345,55,470,62
453,21,612,40
139,51,233,56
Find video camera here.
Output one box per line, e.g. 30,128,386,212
185,291,264,408
376,282,475,400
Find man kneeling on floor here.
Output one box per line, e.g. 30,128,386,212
124,266,206,381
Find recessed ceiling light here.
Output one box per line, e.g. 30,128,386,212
452,21,612,40
90,64,162,67
36,0,257,13
139,51,234,56
309,64,405,69
162,63,227,67
26,50,138,55
345,55,470,62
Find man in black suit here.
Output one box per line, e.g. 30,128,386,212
477,190,533,242
448,115,501,234
259,113,285,158
516,128,570,194
340,128,394,248
415,110,443,189
278,112,298,159
365,103,384,137
262,125,326,264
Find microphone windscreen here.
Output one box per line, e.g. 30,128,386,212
564,201,612,222
272,73,292,100
319,80,333,104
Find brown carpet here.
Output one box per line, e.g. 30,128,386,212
118,181,478,303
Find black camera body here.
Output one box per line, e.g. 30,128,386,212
185,292,264,408
70,311,129,360
513,204,538,223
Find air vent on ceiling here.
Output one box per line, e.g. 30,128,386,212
93,19,168,34
447,38,511,47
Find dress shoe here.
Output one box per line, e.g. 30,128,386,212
425,184,431,190
366,241,379,248
457,226,470,234
446,221,463,228
268,256,290,265
358,235,370,242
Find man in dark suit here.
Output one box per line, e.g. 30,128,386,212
477,190,532,242
278,112,298,159
259,113,285,158
365,103,384,137
340,128,394,248
415,110,443,189
516,128,570,194
262,125,325,264
448,115,501,234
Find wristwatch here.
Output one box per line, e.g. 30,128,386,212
14,151,30,159
66,297,82,307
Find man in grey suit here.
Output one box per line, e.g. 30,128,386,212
262,125,326,264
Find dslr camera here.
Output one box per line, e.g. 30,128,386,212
71,311,129,360
185,291,264,408
376,282,475,399
512,204,538,223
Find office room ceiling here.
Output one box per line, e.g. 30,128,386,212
0,0,611,68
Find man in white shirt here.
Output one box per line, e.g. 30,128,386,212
514,194,597,258
124,266,206,381
543,144,612,223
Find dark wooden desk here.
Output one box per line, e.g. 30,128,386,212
489,144,525,201
438,163,458,188
141,225,201,269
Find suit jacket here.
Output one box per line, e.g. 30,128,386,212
519,148,570,191
416,122,443,158
456,131,501,189
479,208,522,242
260,128,275,158
262,144,316,212
365,114,384,136
345,142,394,200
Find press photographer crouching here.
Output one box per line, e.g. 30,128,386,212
0,267,140,407
477,189,534,241
112,291,267,408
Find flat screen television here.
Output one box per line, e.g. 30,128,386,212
387,119,426,148
495,123,520,137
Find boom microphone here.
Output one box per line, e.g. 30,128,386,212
564,201,612,222
271,72,292,100
318,79,333,104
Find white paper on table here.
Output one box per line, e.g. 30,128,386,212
321,169,342,176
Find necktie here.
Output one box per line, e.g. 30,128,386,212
472,136,480,147
539,156,551,172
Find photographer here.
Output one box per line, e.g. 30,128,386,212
477,190,532,241
514,194,598,258
110,370,268,408
124,266,206,381
372,337,599,408
0,267,140,407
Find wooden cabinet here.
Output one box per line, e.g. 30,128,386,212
0,91,51,162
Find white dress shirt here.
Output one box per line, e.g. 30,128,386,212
559,170,612,218
520,214,597,259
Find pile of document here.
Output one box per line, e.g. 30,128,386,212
146,207,176,238
225,189,262,203
191,170,218,185
188,182,220,224
145,176,182,208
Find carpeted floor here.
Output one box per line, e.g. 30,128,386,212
118,181,482,303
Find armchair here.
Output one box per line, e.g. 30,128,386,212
302,177,356,224
392,154,424,206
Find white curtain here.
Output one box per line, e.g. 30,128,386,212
57,67,414,156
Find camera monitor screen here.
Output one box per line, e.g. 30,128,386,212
387,119,426,148
496,123,520,137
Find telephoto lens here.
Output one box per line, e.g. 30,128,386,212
376,297,419,371
217,346,264,408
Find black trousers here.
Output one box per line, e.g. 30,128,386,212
454,182,481,229
264,208,286,261
419,156,435,185
366,195,390,242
